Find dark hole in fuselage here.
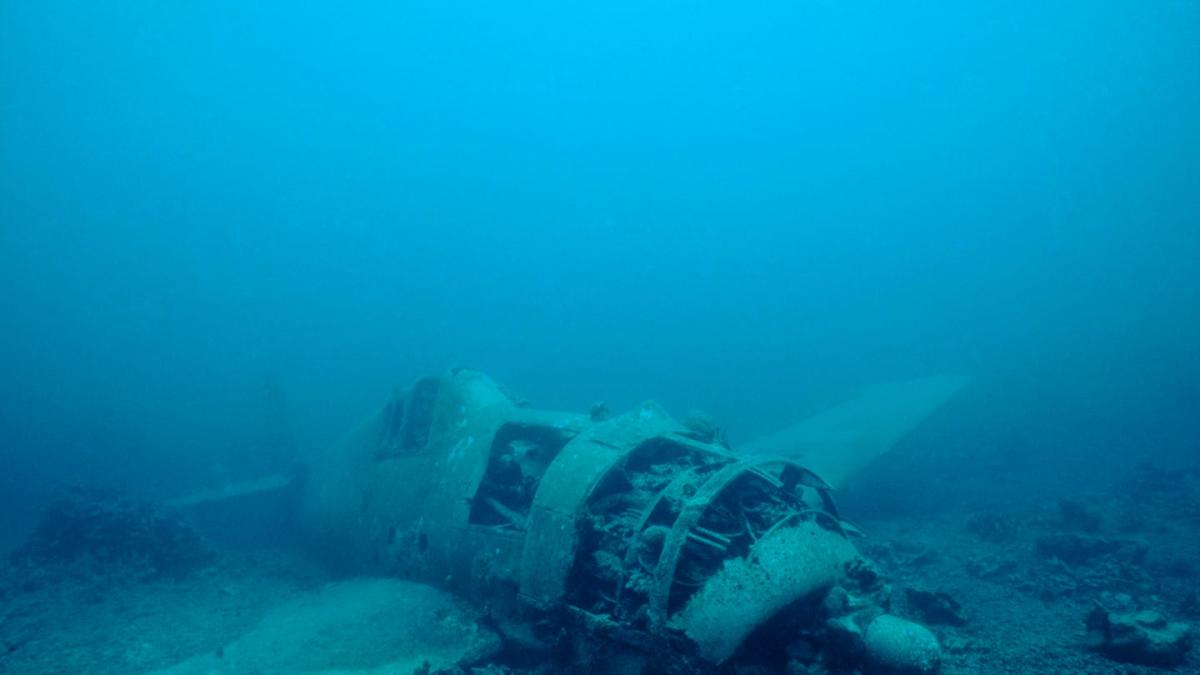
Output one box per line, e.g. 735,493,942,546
468,423,576,529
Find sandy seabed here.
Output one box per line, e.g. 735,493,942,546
2,466,1196,674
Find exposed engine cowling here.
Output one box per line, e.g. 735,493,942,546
300,369,938,673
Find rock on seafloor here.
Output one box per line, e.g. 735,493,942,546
1086,605,1192,667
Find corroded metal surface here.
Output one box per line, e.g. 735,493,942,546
298,370,935,671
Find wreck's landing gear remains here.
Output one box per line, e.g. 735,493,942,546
300,370,940,673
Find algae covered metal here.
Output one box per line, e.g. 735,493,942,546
300,369,964,672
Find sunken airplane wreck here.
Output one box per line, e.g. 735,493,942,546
279,369,968,673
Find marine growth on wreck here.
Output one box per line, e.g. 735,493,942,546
299,369,946,673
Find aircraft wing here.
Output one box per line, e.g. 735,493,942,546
738,375,970,488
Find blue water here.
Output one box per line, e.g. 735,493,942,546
0,3,1198,671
